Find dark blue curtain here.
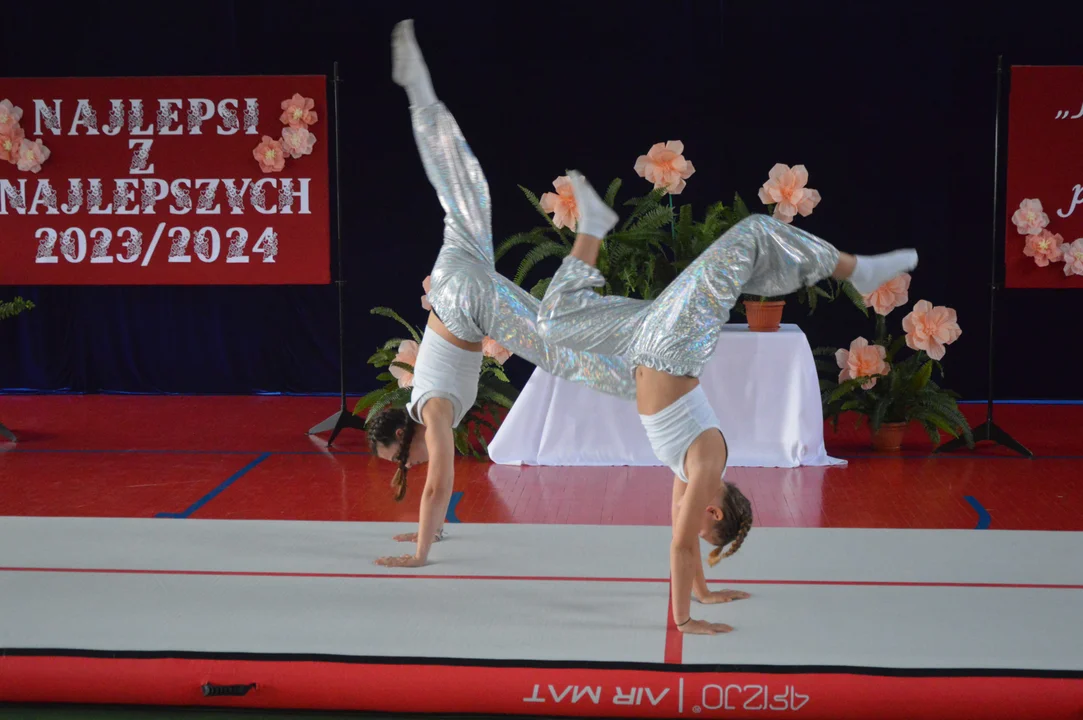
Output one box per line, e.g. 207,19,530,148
3,0,1083,399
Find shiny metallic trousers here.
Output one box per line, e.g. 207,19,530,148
411,101,636,400
537,214,841,378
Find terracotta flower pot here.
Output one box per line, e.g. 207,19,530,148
871,421,908,451
744,300,785,332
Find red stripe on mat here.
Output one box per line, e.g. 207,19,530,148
1,566,1080,590
0,656,1080,719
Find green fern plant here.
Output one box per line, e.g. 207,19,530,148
813,308,973,449
0,297,34,321
351,307,516,459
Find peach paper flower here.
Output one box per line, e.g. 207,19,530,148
390,340,419,389
862,273,911,316
482,337,512,365
421,275,432,311
539,176,580,230
280,94,317,128
1062,239,1083,277
15,138,49,173
1023,229,1064,267
902,300,961,361
1011,198,1049,236
634,141,696,195
0,125,25,163
0,99,22,132
281,126,316,159
835,337,889,390
758,163,821,224
253,135,285,173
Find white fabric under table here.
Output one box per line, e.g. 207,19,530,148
490,323,843,468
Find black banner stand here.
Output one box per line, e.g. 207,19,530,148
937,56,1032,458
308,61,365,447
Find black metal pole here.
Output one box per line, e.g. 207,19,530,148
985,56,1002,426
937,55,1032,458
307,62,365,445
333,61,347,412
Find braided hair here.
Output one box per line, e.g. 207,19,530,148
706,481,753,567
366,407,420,502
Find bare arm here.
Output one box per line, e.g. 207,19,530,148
413,398,456,563
671,476,710,600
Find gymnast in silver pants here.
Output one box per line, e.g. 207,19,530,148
537,172,918,635
369,21,636,570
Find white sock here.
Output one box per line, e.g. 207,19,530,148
849,249,919,294
569,171,618,239
392,19,437,108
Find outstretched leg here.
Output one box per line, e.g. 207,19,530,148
536,172,648,356
393,19,495,267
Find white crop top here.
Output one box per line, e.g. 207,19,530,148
405,328,484,428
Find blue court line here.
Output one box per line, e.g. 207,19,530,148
957,399,1083,405
964,496,992,529
156,453,271,519
445,491,463,524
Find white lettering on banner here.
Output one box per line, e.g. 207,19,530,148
1056,184,1083,219
25,98,259,138
33,99,61,135
129,139,155,174
520,685,602,705
0,178,310,216
520,679,809,714
70,99,99,136
157,99,183,135
32,225,278,266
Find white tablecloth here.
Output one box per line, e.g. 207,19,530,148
489,324,844,468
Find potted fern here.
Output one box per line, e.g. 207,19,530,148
815,289,973,452
351,305,518,459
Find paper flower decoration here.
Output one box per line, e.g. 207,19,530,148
758,163,821,224
0,99,49,171
634,141,695,195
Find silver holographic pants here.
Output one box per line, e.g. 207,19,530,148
411,101,637,400
537,214,841,378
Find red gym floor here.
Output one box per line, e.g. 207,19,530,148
1,395,1080,532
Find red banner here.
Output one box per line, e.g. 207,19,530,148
1005,66,1083,288
0,76,330,285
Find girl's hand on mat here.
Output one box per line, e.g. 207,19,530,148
679,619,733,635
393,532,444,543
696,589,750,604
375,554,426,568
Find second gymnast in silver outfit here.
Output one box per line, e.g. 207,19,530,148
368,21,635,569
536,172,918,635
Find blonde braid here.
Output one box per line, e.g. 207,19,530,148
708,516,752,566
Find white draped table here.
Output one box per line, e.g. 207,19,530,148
489,324,844,468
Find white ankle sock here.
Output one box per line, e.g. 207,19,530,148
849,249,919,294
569,171,618,239
392,20,437,108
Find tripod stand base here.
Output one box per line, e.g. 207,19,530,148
307,409,366,447
0,421,15,443
936,418,1032,458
